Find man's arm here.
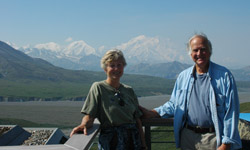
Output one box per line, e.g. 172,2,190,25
219,73,241,148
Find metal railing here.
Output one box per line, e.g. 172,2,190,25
141,118,175,150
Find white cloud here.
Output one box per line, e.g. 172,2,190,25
65,37,73,42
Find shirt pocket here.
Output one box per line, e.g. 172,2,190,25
215,93,225,113
175,89,187,106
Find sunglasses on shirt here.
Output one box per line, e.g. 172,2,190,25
114,91,125,106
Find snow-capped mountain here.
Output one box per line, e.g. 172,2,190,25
18,40,101,70
16,35,189,71
34,42,61,52
116,35,186,64
63,40,97,60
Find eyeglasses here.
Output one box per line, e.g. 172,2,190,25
114,91,125,106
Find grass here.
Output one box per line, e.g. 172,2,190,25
240,102,250,113
0,79,91,99
150,126,178,150
0,74,175,101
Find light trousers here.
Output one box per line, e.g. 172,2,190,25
180,127,217,150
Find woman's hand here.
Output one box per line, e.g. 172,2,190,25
70,125,86,137
70,115,94,137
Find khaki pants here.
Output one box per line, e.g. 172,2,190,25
180,127,217,150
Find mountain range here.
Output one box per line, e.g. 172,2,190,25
0,41,176,101
10,35,250,81
14,35,189,72
0,40,249,102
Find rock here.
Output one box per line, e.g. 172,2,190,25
0,127,11,137
238,119,250,150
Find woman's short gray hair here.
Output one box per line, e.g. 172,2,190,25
187,33,212,55
100,49,127,69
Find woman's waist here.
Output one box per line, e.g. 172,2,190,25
101,123,137,130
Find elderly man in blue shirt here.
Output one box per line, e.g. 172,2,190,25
140,33,242,150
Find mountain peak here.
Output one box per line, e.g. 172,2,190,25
124,35,159,46
64,40,96,57
116,35,173,64
132,35,147,41
34,42,61,52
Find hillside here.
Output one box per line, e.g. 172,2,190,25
231,66,250,81
126,61,191,79
0,41,102,82
0,41,175,101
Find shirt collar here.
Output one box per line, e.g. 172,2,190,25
190,61,212,78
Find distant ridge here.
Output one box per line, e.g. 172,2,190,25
231,66,250,81
126,61,250,81
126,61,191,79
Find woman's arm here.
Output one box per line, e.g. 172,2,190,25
70,115,95,137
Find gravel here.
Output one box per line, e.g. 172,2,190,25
0,127,11,136
22,129,53,146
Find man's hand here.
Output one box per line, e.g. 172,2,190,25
217,143,231,150
139,105,160,119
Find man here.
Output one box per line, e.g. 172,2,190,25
140,33,242,150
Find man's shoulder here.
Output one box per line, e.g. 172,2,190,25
210,61,232,75
178,65,194,77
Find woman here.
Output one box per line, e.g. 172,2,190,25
70,49,146,150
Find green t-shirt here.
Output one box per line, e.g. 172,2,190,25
81,80,142,128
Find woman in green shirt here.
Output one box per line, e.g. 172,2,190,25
70,49,146,150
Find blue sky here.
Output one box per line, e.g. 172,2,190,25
1,0,250,68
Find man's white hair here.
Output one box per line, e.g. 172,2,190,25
187,33,212,55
